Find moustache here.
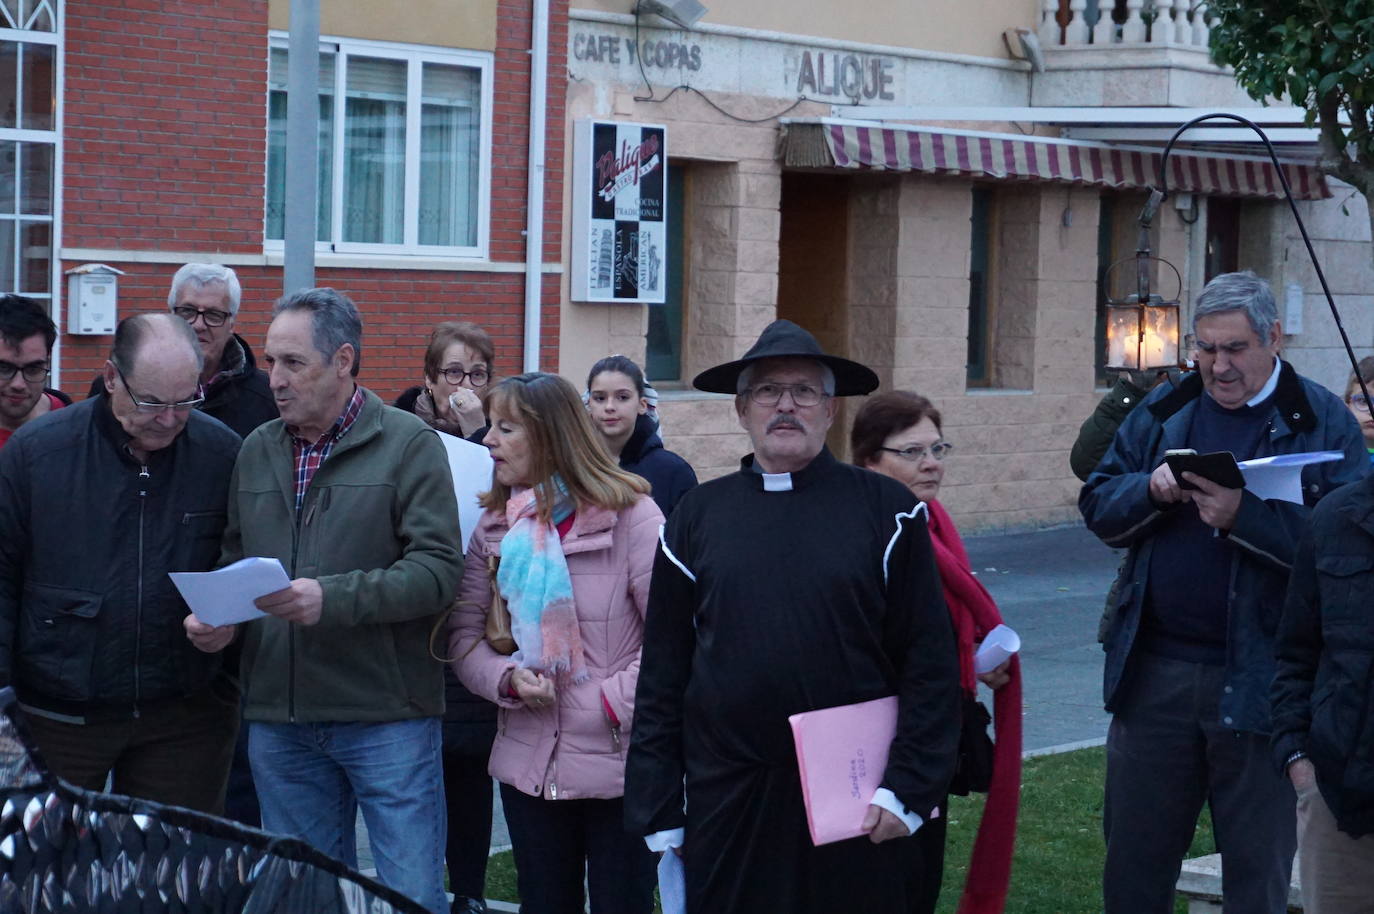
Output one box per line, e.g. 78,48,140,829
767,415,805,433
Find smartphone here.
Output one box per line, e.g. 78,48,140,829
1165,449,1245,490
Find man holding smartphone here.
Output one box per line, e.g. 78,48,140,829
1079,271,1367,913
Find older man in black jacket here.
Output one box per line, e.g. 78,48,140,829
1273,474,1374,913
0,313,241,814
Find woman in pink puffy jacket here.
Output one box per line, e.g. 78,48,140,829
450,371,664,914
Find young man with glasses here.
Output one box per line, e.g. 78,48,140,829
86,263,276,438
0,294,69,449
0,313,242,814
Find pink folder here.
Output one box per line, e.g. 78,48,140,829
788,695,898,846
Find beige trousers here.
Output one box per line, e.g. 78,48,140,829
1297,779,1374,914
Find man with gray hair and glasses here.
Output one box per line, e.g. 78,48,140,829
1081,270,1368,912
184,288,463,913
87,263,276,437
627,320,959,913
0,312,242,813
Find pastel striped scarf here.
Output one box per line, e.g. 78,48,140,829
497,483,587,681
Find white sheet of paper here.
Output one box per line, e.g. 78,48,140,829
169,556,288,626
1238,451,1344,505
975,623,1021,674
434,430,494,555
657,848,686,914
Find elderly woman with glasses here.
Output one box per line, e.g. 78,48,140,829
395,321,494,443
850,391,1021,914
451,372,663,914
395,320,499,913
1342,355,1374,464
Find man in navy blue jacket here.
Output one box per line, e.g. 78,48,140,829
1080,271,1367,913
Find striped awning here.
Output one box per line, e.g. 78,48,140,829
779,119,1331,201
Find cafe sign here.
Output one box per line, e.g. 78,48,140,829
571,119,668,304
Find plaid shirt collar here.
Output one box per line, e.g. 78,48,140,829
290,385,366,512
289,385,365,447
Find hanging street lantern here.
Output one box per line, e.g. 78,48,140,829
1104,191,1182,371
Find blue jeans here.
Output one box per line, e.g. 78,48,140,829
249,717,447,913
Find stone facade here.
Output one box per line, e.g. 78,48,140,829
559,5,1372,534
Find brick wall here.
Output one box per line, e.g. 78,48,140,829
64,0,268,252
56,0,567,399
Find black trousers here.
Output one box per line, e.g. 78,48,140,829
499,784,655,914
909,811,947,914
22,685,239,816
1103,652,1296,914
443,746,494,902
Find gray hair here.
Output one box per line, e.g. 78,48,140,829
273,287,363,377
737,360,836,396
111,312,204,377
167,263,242,316
1193,270,1278,339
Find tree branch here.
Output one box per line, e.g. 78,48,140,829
1316,91,1373,194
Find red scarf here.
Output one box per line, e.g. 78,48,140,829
926,498,1021,914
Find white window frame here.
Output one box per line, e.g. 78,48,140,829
264,32,494,261
1,13,62,302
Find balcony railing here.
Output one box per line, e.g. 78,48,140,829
1039,0,1215,49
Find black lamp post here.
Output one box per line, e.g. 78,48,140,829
1149,112,1370,405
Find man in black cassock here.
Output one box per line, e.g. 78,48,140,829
625,320,960,913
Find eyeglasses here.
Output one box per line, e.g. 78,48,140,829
0,360,50,383
439,366,490,387
172,305,232,328
1349,394,1372,413
878,442,955,462
116,366,205,414
745,382,830,408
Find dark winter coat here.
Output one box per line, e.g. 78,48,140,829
1080,362,1367,734
393,385,496,750
1272,473,1374,836
0,397,242,719
619,414,697,517
393,386,489,445
1070,375,1150,482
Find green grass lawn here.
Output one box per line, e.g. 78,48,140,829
482,747,1217,913
936,747,1215,914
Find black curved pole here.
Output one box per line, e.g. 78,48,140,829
1150,112,1371,408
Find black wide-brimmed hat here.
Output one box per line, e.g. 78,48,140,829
692,319,879,396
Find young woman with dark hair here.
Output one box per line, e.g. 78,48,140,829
585,354,696,515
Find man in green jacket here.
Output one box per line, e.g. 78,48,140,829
186,287,463,914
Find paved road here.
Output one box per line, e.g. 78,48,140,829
965,522,1122,752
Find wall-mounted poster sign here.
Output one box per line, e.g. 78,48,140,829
571,119,667,304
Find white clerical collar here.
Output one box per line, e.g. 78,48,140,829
762,472,793,492
1247,357,1281,407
